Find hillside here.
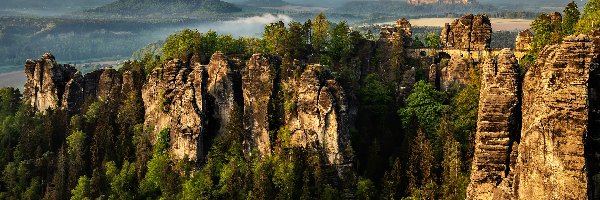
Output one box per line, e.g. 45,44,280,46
334,1,495,17
88,0,242,15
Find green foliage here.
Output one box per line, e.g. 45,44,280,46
66,130,86,157
0,88,20,117
359,74,394,114
327,21,353,69
264,22,288,55
312,13,330,54
562,1,580,36
576,0,600,34
356,177,376,200
71,176,91,200
162,29,202,60
105,161,137,200
424,33,441,48
398,81,448,135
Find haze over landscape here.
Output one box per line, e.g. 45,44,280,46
1,0,600,199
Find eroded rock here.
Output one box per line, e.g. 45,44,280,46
441,14,492,50
467,49,520,200
515,34,599,200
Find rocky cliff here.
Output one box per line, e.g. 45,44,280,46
515,34,599,200
515,29,533,52
24,53,133,114
242,54,280,156
284,65,353,169
467,49,520,199
467,34,600,199
440,56,471,91
380,18,413,47
441,14,492,51
142,59,208,161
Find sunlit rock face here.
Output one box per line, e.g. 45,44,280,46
515,29,533,52
440,56,471,91
283,65,353,170
24,53,79,113
242,54,280,156
467,49,520,200
441,14,492,51
142,58,208,161
380,18,413,47
514,34,599,200
24,53,130,114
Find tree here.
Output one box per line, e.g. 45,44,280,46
439,119,467,200
398,81,448,136
264,21,288,55
381,158,404,199
406,129,435,199
530,14,553,54
71,176,92,200
356,177,376,200
424,33,441,48
312,12,330,54
105,161,137,200
562,1,581,36
162,29,201,60
576,0,600,34
140,128,180,199
327,21,352,69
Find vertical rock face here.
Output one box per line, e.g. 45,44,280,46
23,53,130,114
285,65,353,169
515,29,533,52
380,18,413,47
516,35,599,200
207,52,240,135
24,53,79,113
441,56,471,91
441,14,492,51
142,59,207,161
242,54,280,156
467,49,520,200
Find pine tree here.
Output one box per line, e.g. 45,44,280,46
576,0,600,34
312,12,330,54
562,1,581,36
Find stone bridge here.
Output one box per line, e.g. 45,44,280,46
406,47,528,62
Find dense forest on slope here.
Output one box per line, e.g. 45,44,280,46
0,1,598,199
88,0,242,16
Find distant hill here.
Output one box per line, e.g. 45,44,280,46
88,0,242,15
334,1,495,17
243,0,290,7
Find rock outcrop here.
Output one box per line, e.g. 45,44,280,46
243,54,280,156
142,59,207,161
515,34,599,200
467,49,520,199
206,52,241,136
24,53,131,114
515,29,533,52
284,65,353,169
441,14,492,51
380,18,413,47
24,53,79,113
441,56,471,91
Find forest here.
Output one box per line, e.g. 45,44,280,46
0,0,598,199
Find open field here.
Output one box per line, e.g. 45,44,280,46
0,70,25,89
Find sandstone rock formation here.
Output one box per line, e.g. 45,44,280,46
515,34,599,200
24,53,79,113
380,18,413,47
142,59,207,161
515,29,533,52
467,49,520,200
441,14,492,51
441,56,471,91
206,52,241,136
284,65,353,169
243,54,280,156
24,53,131,114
